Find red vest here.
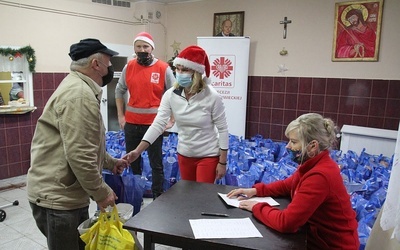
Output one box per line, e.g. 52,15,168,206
125,59,168,125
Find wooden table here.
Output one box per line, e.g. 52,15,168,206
124,180,306,250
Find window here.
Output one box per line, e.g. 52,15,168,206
0,46,35,113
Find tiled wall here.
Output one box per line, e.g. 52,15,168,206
246,76,400,141
0,73,67,179
0,73,399,179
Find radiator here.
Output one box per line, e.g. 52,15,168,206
340,125,398,157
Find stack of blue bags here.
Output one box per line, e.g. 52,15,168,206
104,131,180,200
105,131,393,249
103,130,146,215
333,149,392,250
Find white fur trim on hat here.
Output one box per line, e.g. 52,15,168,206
134,32,155,49
173,45,210,77
173,57,205,74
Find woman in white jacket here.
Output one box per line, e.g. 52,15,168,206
124,45,229,183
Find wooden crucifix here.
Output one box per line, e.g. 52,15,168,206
279,17,292,39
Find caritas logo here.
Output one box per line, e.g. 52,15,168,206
210,55,234,88
150,72,160,84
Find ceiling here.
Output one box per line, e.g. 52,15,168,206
127,0,200,4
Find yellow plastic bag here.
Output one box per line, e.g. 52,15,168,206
81,205,135,250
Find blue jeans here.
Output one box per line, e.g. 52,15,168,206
29,202,89,250
124,123,164,198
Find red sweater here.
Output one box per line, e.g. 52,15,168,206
253,150,360,249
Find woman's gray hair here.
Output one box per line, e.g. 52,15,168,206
173,71,207,94
285,113,338,156
70,52,103,71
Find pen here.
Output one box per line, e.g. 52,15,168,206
201,212,229,217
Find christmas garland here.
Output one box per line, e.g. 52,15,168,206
0,46,36,72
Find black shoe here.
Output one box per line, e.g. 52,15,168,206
152,192,162,200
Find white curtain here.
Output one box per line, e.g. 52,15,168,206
0,55,25,72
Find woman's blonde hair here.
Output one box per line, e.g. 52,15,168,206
173,70,207,95
285,113,338,157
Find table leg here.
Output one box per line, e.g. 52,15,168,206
143,233,155,250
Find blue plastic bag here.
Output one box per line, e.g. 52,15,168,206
121,168,146,216
163,149,179,191
103,170,124,203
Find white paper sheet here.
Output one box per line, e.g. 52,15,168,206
218,193,280,207
189,217,263,239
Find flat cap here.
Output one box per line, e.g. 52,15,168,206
69,38,118,61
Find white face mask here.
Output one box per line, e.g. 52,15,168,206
176,72,193,87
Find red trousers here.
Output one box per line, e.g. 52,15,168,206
177,154,219,183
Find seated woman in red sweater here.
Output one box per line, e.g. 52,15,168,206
228,113,359,250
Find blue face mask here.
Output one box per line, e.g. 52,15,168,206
176,72,193,88
286,148,302,163
286,141,316,163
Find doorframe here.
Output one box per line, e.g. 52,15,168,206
101,43,134,131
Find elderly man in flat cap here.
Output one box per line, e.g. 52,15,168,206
27,38,129,250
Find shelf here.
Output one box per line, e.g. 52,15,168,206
0,80,27,84
0,106,37,114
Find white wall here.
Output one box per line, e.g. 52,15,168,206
1,0,399,80
165,0,400,80
0,0,163,72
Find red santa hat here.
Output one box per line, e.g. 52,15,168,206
173,45,210,77
133,32,155,49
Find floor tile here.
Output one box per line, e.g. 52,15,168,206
0,237,47,250
0,175,182,250
0,222,25,245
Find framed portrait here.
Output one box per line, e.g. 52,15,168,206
213,11,245,37
332,0,384,62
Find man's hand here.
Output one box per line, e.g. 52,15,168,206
97,192,117,212
112,158,129,175
118,115,126,130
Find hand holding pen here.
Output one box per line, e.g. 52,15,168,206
227,187,257,200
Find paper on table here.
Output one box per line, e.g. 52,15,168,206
189,217,262,239
218,193,280,207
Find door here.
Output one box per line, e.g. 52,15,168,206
100,44,134,131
